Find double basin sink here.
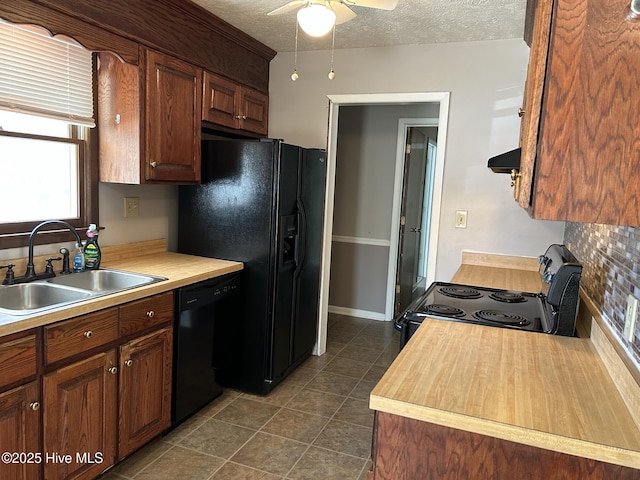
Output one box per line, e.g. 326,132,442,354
0,269,167,316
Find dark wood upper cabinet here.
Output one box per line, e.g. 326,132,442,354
203,71,269,137
98,48,202,184
517,0,640,225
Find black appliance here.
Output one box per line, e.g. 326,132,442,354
395,244,582,349
172,272,240,426
488,147,521,173
177,138,326,395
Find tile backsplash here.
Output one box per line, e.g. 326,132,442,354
564,223,640,364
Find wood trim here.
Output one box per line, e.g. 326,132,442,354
22,0,275,92
460,251,540,271
0,0,138,64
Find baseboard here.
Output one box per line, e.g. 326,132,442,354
328,305,388,321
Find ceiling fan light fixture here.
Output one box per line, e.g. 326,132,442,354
297,4,336,37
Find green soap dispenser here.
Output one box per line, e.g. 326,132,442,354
84,224,101,270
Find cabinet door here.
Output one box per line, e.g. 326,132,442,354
517,0,553,208
118,327,172,459
0,382,40,480
43,351,117,480
239,87,268,136
202,71,240,129
144,49,202,183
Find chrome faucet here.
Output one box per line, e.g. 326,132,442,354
11,220,83,284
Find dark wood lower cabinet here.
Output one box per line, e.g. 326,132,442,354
0,382,40,480
370,411,639,480
118,327,172,459
43,351,117,480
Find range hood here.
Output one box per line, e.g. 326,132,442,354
488,148,521,173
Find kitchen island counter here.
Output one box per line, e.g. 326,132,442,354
0,241,242,336
370,257,640,472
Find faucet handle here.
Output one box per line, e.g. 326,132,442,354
0,264,15,285
45,257,62,275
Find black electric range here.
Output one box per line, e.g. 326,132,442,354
395,244,582,349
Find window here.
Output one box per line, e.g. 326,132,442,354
0,20,98,248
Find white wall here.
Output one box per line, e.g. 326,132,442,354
97,183,179,250
268,39,565,280
0,183,178,262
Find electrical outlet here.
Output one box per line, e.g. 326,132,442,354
623,294,638,342
124,197,139,218
455,210,468,229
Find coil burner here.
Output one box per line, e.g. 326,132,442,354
438,286,482,299
473,310,530,326
489,291,526,303
421,304,466,318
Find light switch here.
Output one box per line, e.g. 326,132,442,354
455,210,468,228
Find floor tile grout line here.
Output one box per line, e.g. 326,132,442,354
113,315,397,480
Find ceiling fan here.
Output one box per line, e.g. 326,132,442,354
268,0,399,37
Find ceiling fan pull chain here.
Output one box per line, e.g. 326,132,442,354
291,20,300,81
328,23,336,80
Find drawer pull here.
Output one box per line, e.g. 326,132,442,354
108,366,118,375
124,359,133,367
83,330,94,338
29,401,40,411
146,310,155,318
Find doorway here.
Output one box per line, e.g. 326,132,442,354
315,92,450,356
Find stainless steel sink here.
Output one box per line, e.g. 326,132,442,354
47,268,165,293
0,268,166,316
0,283,93,316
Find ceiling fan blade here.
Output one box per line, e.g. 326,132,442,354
267,1,306,16
332,3,357,24
344,0,398,10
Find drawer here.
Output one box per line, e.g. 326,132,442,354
120,292,174,337
0,332,37,389
45,307,119,364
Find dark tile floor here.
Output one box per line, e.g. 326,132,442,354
101,314,399,480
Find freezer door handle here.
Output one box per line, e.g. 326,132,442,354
294,199,307,278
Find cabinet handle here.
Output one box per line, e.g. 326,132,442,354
518,108,525,118
83,330,93,338
29,401,40,411
125,359,133,367
146,310,155,318
150,161,157,168
234,115,241,120
241,115,247,120
108,366,118,375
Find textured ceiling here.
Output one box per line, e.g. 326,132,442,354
191,0,527,52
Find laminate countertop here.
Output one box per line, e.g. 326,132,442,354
0,250,243,337
370,262,640,470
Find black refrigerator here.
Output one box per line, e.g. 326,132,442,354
177,138,326,395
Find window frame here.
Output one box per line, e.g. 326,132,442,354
0,116,98,249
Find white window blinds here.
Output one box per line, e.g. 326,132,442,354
0,19,94,127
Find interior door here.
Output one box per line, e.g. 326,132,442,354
395,128,429,317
